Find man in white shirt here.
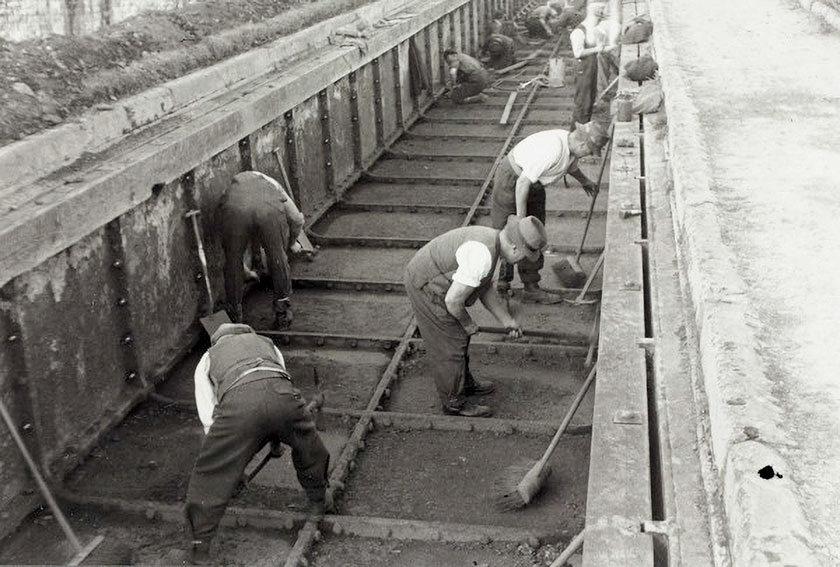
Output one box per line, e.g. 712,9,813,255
569,0,619,126
404,216,546,417
185,323,330,564
490,122,609,302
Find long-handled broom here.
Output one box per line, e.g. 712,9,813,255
496,363,597,510
553,122,615,288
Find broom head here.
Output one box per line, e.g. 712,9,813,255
495,459,553,511
553,257,587,288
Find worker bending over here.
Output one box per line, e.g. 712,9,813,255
485,33,516,70
444,48,491,104
219,171,304,329
185,323,330,564
404,217,547,417
525,2,560,39
570,0,618,126
490,122,609,302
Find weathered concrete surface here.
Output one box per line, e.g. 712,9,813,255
650,0,840,563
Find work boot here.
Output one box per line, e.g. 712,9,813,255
463,378,495,396
464,93,489,104
189,540,212,566
443,401,493,418
273,300,293,330
522,283,564,305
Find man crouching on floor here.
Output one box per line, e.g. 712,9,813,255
184,323,331,564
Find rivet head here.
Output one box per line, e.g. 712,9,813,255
22,423,32,431
326,161,332,167
8,335,18,343
117,297,128,307
349,339,358,348
195,273,204,281
323,138,330,144
317,337,325,347
125,371,137,381
121,334,133,345
322,114,328,120
112,260,123,269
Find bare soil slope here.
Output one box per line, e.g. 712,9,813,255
0,0,374,146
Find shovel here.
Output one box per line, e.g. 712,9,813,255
552,122,614,288
185,209,231,337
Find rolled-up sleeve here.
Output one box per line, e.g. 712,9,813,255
194,352,216,435
452,241,493,287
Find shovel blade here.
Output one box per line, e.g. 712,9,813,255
200,310,232,338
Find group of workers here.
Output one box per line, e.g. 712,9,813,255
446,0,619,130
183,2,615,562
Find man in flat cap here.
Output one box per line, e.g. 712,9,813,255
184,323,330,564
404,216,547,417
490,121,610,303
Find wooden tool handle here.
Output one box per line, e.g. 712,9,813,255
537,364,597,468
574,122,616,262
187,212,214,309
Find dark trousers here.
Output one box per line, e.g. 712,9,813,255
489,158,547,285
404,279,478,408
525,17,551,39
452,69,490,104
221,200,291,319
573,54,599,126
185,378,329,542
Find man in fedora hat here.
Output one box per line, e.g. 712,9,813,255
404,216,546,417
489,121,610,303
185,323,330,564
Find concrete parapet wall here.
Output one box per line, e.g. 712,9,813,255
0,0,511,539
647,0,824,564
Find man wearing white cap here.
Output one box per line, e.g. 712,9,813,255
404,216,546,417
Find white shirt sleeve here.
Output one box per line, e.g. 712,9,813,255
570,27,585,58
194,352,216,435
452,241,493,288
519,140,563,184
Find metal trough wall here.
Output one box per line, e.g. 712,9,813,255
0,0,523,536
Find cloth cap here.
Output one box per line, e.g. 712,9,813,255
210,323,256,346
503,215,547,262
576,121,610,153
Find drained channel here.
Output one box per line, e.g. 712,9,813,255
0,0,666,564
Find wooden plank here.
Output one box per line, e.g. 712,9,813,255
582,1,653,558
499,92,518,124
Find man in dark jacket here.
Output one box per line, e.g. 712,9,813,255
185,323,330,564
404,216,547,417
219,171,305,329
